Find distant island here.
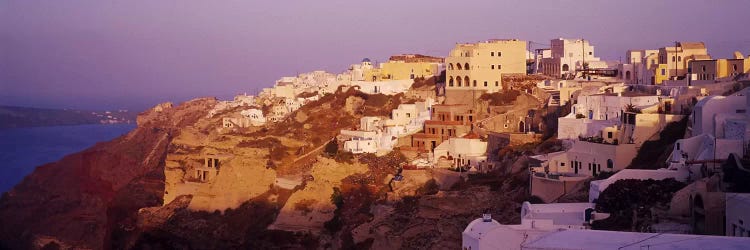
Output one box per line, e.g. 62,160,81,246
0,105,136,129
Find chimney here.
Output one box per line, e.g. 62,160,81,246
482,209,492,222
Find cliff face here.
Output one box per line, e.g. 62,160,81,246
0,98,214,249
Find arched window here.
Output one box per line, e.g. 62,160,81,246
607,159,613,169
678,56,682,61
473,80,477,87
562,64,570,72
464,63,470,70
625,71,631,80
456,76,462,86
457,63,463,70
464,76,470,87
449,76,454,87
672,56,675,62
448,63,454,70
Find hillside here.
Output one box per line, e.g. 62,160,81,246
0,87,541,249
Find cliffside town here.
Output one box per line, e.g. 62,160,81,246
2,39,750,250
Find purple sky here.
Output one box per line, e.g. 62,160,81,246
1,0,749,111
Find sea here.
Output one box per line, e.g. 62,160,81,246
0,124,136,193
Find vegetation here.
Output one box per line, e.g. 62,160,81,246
628,117,688,169
415,179,439,196
296,91,319,98
593,178,686,231
323,140,338,157
324,187,344,232
479,89,521,106
411,76,437,89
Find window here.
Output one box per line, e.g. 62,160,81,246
607,159,613,169
588,52,592,55
607,132,613,138
484,81,488,87
497,52,502,57
498,65,502,70
491,65,495,69
678,56,682,61
672,56,676,62
473,80,477,87
661,69,666,75
561,162,566,166
676,143,680,150
737,109,746,114
491,52,494,56
495,81,499,87
702,65,706,72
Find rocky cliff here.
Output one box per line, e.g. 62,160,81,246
0,85,541,250
0,98,212,249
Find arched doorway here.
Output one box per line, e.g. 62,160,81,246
456,76,462,87
692,195,706,234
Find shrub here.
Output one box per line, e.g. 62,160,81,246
324,140,338,157
416,179,439,196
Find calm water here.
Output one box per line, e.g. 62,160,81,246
0,124,136,192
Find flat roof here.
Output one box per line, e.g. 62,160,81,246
523,229,750,250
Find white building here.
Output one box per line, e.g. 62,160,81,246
539,38,603,78
463,202,603,250
433,133,488,171
463,208,750,250
667,88,750,174
351,79,414,95
240,108,266,126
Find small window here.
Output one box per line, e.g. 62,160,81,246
484,81,488,87
661,69,666,75
607,132,613,138
672,56,676,62
498,65,502,70
676,143,680,150
495,81,499,86
588,52,592,55
678,56,682,61
497,52,501,57
491,65,495,69
737,109,746,114
561,162,566,167
491,52,495,56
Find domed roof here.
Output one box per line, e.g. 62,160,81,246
362,58,371,63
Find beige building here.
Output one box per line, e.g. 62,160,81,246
689,51,750,84
445,39,527,93
365,54,443,82
657,42,710,80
